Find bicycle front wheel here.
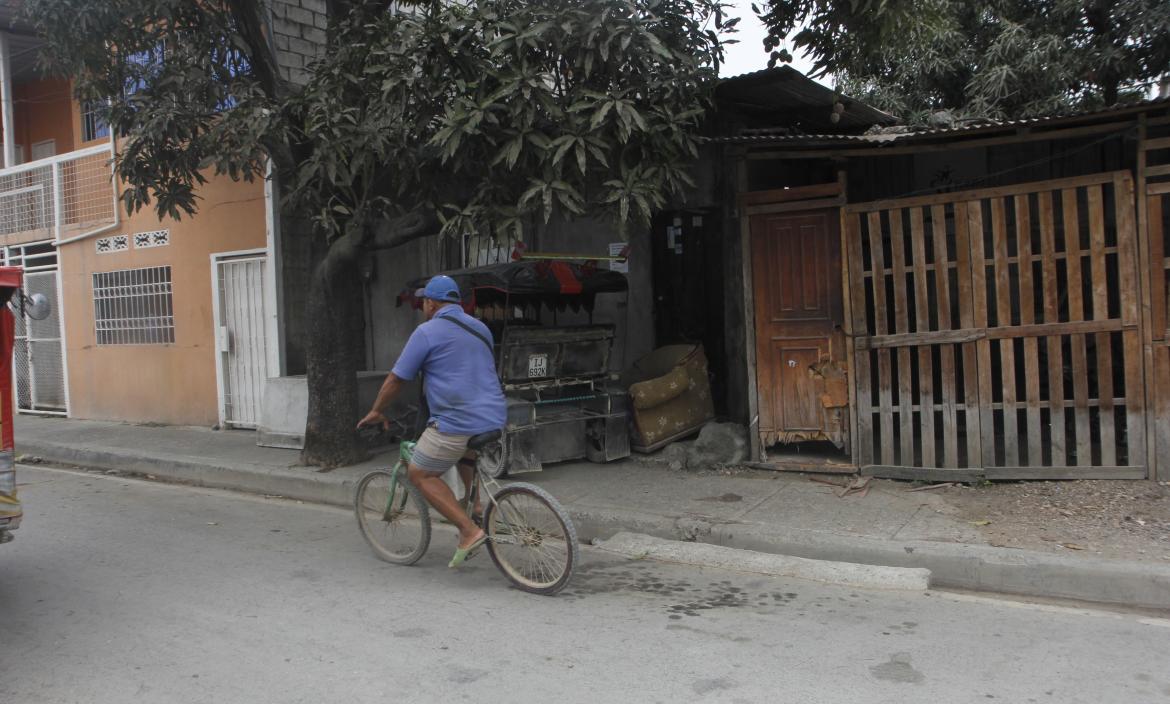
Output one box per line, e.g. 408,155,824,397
483,483,578,595
354,468,430,565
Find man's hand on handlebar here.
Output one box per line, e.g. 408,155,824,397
356,409,390,431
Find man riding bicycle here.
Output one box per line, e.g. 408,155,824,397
357,275,506,567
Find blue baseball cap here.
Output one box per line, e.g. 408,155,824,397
415,275,462,303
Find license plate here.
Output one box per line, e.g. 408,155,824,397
528,354,548,378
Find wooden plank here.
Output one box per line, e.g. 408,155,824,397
860,465,984,483
991,198,1019,465
1015,195,1043,466
860,319,1129,349
1039,191,1066,465
843,210,864,466
982,465,1148,480
1140,136,1170,151
738,160,762,462
1087,185,1116,466
888,208,916,465
1115,173,1147,471
967,200,995,467
867,211,895,465
847,172,1126,215
955,202,982,467
1124,328,1147,470
865,246,1116,277
1150,182,1170,196
910,207,935,466
739,182,842,207
1154,347,1170,482
1115,174,1140,327
1144,164,1170,178
988,319,1130,339
1148,194,1166,340
1063,188,1093,465
857,329,987,350
743,197,845,216
1135,120,1158,482
931,204,959,467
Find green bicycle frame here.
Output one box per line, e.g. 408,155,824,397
381,439,521,541
382,440,416,521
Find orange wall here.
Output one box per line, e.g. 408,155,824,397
11,77,75,161
59,172,267,426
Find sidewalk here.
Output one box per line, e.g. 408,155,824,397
14,414,1170,610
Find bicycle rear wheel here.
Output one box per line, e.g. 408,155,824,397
483,482,578,595
354,468,431,565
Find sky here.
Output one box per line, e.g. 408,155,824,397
717,0,818,79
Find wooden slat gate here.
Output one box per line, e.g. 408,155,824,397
845,172,1147,480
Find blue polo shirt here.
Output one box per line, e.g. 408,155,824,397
391,305,506,435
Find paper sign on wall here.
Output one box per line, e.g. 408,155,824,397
608,242,629,273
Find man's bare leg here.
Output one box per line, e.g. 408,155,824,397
408,465,484,549
456,458,483,516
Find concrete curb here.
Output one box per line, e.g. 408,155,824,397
600,532,931,591
711,523,1170,611
20,439,1170,610
18,440,362,508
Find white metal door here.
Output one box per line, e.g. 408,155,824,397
216,256,268,428
6,243,67,414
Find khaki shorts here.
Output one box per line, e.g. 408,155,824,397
410,426,474,475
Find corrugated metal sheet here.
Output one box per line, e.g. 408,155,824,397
716,66,896,130
708,95,1170,147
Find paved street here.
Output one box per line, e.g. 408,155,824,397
2,466,1169,704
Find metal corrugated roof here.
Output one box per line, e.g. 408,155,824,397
716,66,897,131
707,95,1170,147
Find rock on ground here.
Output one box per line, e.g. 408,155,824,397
685,422,747,469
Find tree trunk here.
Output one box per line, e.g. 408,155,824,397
301,243,366,467
299,210,440,467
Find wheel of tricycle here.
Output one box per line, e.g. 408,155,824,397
476,435,509,478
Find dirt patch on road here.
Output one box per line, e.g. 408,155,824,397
936,480,1170,562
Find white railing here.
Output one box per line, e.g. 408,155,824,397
0,143,117,242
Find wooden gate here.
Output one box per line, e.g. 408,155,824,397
846,172,1146,480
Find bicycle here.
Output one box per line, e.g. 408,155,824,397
353,429,579,595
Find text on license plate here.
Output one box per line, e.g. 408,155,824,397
528,354,548,378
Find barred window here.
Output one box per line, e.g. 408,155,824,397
93,266,175,345
81,99,110,142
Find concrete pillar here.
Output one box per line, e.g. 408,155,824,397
0,33,15,169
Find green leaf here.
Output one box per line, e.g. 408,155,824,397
590,101,614,129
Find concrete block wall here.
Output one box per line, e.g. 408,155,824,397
267,0,328,85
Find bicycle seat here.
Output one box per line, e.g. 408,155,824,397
467,429,502,451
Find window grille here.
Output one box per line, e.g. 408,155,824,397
81,100,110,142
93,266,175,345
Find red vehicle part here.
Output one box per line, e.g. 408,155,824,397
0,266,22,543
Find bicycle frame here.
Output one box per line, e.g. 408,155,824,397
384,440,524,546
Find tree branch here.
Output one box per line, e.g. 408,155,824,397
368,209,440,251
224,0,286,101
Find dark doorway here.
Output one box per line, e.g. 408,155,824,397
650,208,726,415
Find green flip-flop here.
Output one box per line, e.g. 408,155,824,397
448,533,488,568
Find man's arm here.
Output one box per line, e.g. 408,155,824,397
356,372,405,430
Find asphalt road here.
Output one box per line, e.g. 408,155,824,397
2,465,1169,704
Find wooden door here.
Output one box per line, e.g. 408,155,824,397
750,209,845,448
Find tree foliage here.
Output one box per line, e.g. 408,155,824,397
28,0,730,243
26,0,730,464
756,0,1170,124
